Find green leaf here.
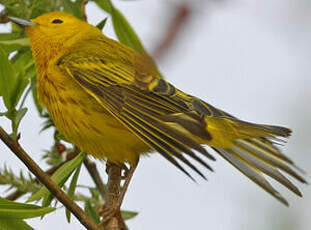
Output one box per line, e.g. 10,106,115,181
0,33,28,54
12,50,34,75
66,162,83,223
96,17,108,31
0,33,23,41
4,108,28,139
12,108,28,135
0,219,33,230
93,0,112,13
0,46,17,110
0,197,55,219
94,0,146,54
0,46,31,120
121,210,138,221
0,167,39,194
0,38,30,54
10,77,30,109
110,7,146,54
89,187,100,201
84,200,100,224
31,77,44,116
42,145,64,167
63,0,84,19
27,152,87,206
0,38,30,47
93,0,163,77
24,64,36,80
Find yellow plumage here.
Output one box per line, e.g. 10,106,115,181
20,12,305,205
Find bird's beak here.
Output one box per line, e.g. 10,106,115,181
9,16,37,27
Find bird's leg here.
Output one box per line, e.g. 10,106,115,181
100,160,138,228
99,162,121,220
100,163,123,229
116,160,138,209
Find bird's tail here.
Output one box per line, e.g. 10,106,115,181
203,116,306,205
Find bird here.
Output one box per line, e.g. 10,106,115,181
9,12,305,209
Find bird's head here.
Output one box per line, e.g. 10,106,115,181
10,12,101,61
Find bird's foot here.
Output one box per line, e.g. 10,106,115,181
99,206,126,229
98,203,118,223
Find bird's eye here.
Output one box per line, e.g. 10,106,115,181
52,19,63,24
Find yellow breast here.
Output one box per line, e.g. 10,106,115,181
38,66,150,164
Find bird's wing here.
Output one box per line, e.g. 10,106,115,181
58,38,305,204
57,38,216,180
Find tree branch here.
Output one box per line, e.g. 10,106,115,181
83,157,107,199
0,126,101,230
81,0,89,21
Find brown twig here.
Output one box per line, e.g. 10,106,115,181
81,0,89,21
5,190,25,201
152,3,191,60
101,163,126,230
83,157,107,199
0,126,101,230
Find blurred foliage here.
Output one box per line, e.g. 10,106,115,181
0,0,148,228
0,165,40,193
42,147,64,167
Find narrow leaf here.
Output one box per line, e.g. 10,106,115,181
0,219,33,230
31,77,43,116
0,206,55,219
27,152,87,204
63,0,84,19
0,46,17,110
94,0,146,54
66,162,83,222
8,50,33,108
121,210,138,221
93,0,112,13
84,200,100,224
12,50,34,75
0,38,30,54
12,108,28,134
0,197,55,219
11,77,30,109
96,17,108,31
0,38,30,46
93,0,162,77
110,7,146,54
0,33,22,41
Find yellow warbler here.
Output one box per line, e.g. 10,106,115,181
10,12,305,206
